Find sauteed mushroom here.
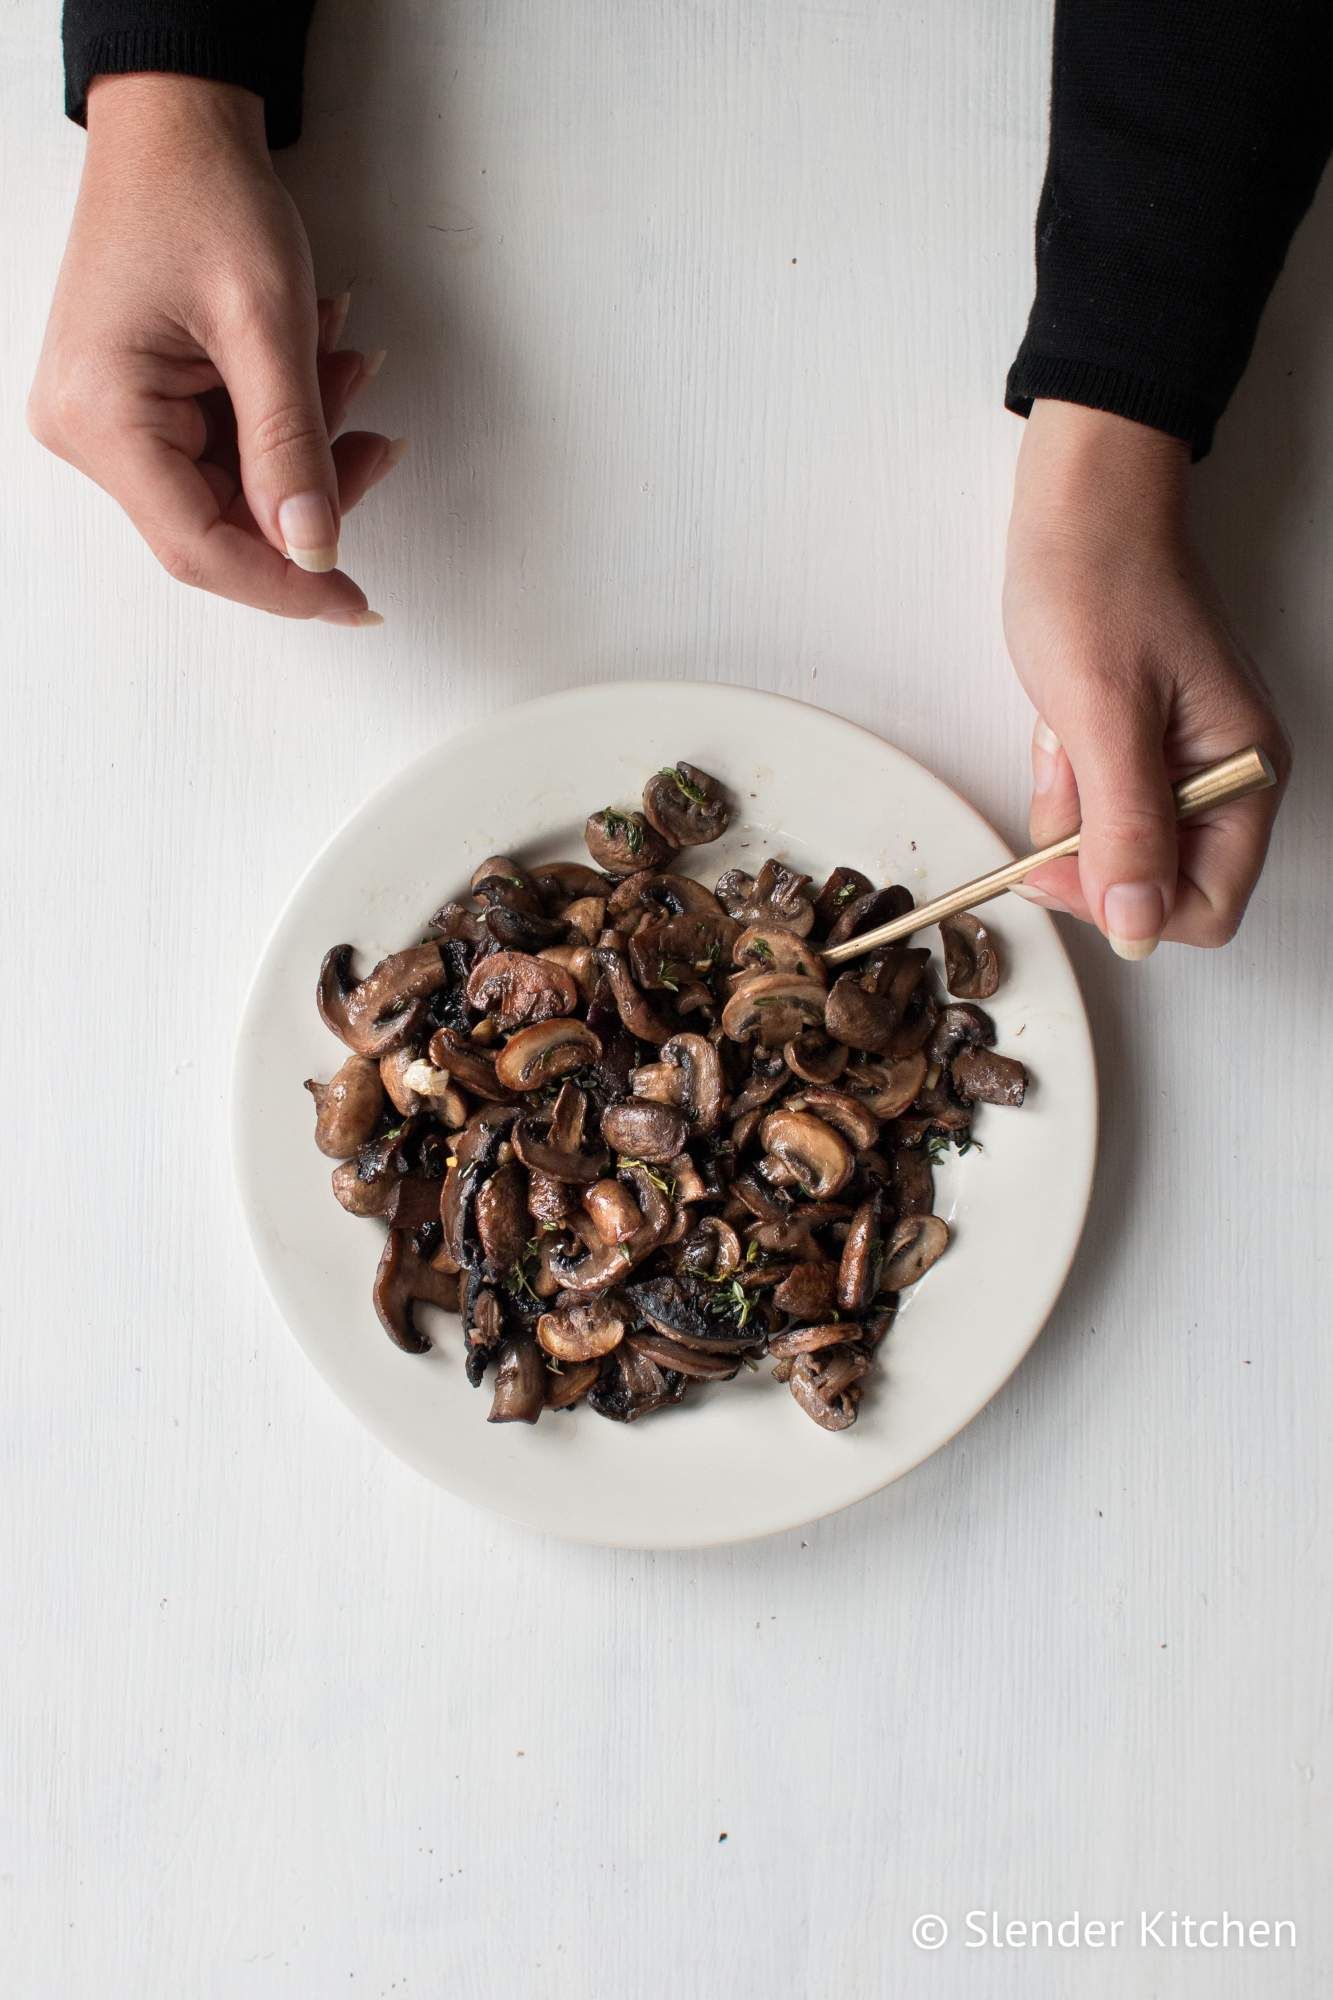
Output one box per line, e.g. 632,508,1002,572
308,756,1032,1432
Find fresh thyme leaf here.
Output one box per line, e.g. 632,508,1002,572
661,766,710,807
751,938,776,966
657,958,681,993
955,1135,983,1157
833,880,860,907
618,1157,675,1196
926,1134,950,1164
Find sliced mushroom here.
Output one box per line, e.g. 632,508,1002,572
331,1159,396,1217
624,1273,758,1352
511,1117,609,1185
537,1297,628,1362
483,903,568,952
529,860,608,906
475,1160,530,1273
678,1215,743,1278
585,808,676,877
641,762,731,846
721,972,827,1048
546,1162,673,1296
606,870,724,923
544,1356,602,1410
373,1231,460,1353
823,947,931,1055
927,1003,996,1066
732,924,825,981
494,1017,601,1092
771,1260,838,1321
842,1051,929,1118
628,910,739,990
758,1109,855,1200
891,1146,935,1217
881,1213,950,1288
951,1046,1027,1107
940,910,1002,999
782,1031,848,1085
628,1061,687,1109
317,942,445,1057
527,1167,578,1227
427,900,485,944
537,943,599,1004
784,1086,880,1152
601,1097,690,1163
427,1026,514,1099
487,1339,547,1423
305,1054,384,1158
556,895,606,946
788,1346,871,1429
586,1343,686,1422
657,1032,727,1134
465,950,578,1032
824,883,914,949
812,866,874,934
626,1332,739,1380
382,1175,447,1230
714,859,815,935
470,854,539,904
594,945,676,1045
767,1320,850,1357
584,1179,643,1243
837,1191,884,1313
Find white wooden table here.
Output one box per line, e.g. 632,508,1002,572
2,4,1329,1995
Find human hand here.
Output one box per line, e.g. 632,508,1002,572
1003,399,1290,957
29,74,401,624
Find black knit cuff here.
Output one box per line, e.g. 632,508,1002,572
1005,347,1218,462
64,25,309,149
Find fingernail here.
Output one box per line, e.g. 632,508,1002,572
360,347,387,381
320,608,384,628
1104,883,1165,961
325,290,352,351
1032,718,1061,795
367,436,409,491
279,493,339,573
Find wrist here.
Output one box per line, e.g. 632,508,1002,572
1014,399,1189,553
86,73,268,155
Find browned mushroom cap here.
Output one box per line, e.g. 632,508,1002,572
951,1046,1027,1107
837,1191,885,1313
594,945,676,1045
396,1057,470,1126
730,1049,792,1115
427,1026,514,1099
379,1047,424,1117
891,1146,934,1217
512,1080,610,1184
373,1230,460,1353
488,1339,547,1423
601,1096,690,1163
583,1178,643,1243
548,1162,674,1296
305,1054,384,1158
926,1003,996,1065
714,859,815,935
842,1051,929,1117
317,942,446,1057
331,1159,395,1217
772,1260,839,1321
824,947,931,1054
628,1060,686,1108
812,867,874,934
536,944,599,1004
759,1108,855,1199
657,1032,727,1133
732,924,826,981
782,1031,848,1085
557,896,607,945
470,854,539,903
940,910,1002,999
628,909,739,990
465,950,578,1033
784,1086,880,1152
537,1296,628,1361
543,1356,601,1409
788,1346,872,1429
721,972,827,1048
494,1016,601,1091
527,1167,578,1227
475,1160,530,1272
639,762,731,847
882,1213,950,1287
823,883,914,949
382,1175,449,1230
585,808,677,877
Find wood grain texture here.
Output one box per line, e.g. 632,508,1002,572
1,2,1329,1995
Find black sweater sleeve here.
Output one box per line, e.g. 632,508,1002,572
1007,1,1333,457
62,2,316,149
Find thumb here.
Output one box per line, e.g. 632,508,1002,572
1060,690,1179,960
217,302,341,572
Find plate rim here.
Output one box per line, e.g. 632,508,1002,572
230,679,1099,1548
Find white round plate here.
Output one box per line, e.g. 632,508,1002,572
233,682,1096,1547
